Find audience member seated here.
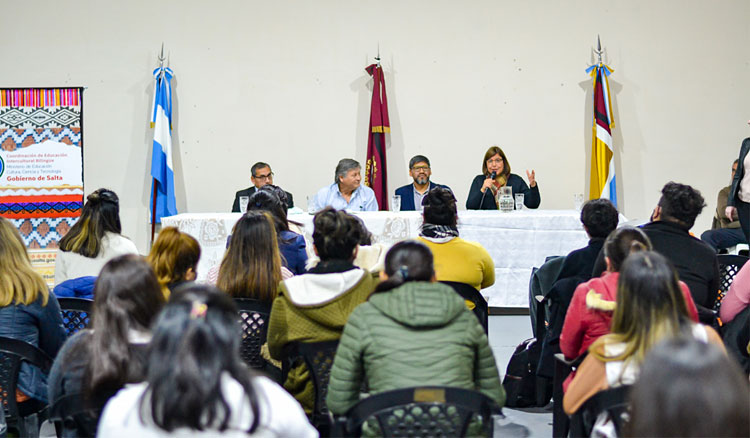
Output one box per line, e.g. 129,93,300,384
558,199,619,282
393,155,452,211
624,337,749,438
247,187,307,274
559,228,699,390
564,251,724,416
306,213,389,273
418,187,495,290
701,159,747,252
593,182,719,324
217,211,286,303
232,161,294,211
98,285,316,437
310,158,378,212
147,227,200,297
327,241,505,417
0,217,66,410
54,189,139,285
48,255,165,437
267,207,379,413
466,145,540,210
720,260,750,324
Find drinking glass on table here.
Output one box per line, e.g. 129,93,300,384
239,196,249,213
515,194,524,210
391,195,401,212
573,194,584,211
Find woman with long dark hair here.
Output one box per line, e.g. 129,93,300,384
247,186,307,274
466,146,540,210
0,217,66,409
217,211,285,303
563,251,725,416
327,240,505,415
55,188,138,285
48,254,165,436
98,285,315,437
417,187,495,290
267,207,379,413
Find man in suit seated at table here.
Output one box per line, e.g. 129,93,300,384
394,155,452,211
231,162,293,212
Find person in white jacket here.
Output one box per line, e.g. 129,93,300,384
97,284,317,438
55,188,138,285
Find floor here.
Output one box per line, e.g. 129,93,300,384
489,314,553,437
38,314,551,438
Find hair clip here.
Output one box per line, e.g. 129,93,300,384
190,301,208,319
398,265,409,280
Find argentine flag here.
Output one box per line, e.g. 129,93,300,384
150,66,177,223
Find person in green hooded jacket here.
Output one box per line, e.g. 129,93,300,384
326,240,505,416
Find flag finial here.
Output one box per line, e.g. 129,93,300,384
594,35,604,66
375,43,381,67
158,43,166,69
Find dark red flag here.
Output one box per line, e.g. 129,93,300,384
364,64,390,210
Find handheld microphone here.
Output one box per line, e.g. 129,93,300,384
479,171,497,208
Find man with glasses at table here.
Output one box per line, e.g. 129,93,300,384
231,162,294,212
394,155,452,211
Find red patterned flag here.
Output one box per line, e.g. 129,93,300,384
364,64,390,210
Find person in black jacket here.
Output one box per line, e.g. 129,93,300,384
466,146,540,210
231,162,293,211
726,137,750,243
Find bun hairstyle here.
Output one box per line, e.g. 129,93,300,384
374,241,435,293
603,226,652,272
140,285,261,433
59,188,122,258
247,188,289,232
422,187,458,227
312,207,362,262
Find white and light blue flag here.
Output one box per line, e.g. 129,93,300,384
150,66,177,223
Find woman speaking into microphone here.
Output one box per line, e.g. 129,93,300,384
466,146,540,210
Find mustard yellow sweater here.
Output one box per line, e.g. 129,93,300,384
417,236,495,290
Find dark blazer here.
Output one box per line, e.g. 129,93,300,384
728,137,750,207
465,173,540,210
231,187,294,212
592,221,719,324
394,181,451,211
556,238,605,282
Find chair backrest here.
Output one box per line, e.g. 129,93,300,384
233,298,272,369
716,254,749,312
569,385,631,438
0,337,53,437
282,340,339,427
49,392,101,437
57,298,94,337
344,386,501,437
440,281,489,334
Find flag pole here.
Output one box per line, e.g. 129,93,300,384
150,44,166,247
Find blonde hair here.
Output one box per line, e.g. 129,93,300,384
590,251,691,366
147,227,200,296
217,212,282,303
0,218,49,306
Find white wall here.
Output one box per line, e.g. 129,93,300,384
2,0,749,252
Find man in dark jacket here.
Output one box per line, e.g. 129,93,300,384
231,162,293,212
394,155,451,211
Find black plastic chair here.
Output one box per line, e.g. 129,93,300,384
440,281,489,334
569,385,631,438
552,353,587,437
234,298,272,369
340,386,501,437
57,298,93,337
0,336,53,438
716,255,749,313
282,340,339,434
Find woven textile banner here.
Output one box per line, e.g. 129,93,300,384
0,88,84,253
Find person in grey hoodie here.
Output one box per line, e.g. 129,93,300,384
326,240,505,416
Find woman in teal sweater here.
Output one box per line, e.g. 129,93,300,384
326,241,505,415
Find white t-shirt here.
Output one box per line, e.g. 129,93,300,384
54,232,139,285
97,374,317,438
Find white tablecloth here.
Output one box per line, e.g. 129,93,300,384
162,210,599,308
